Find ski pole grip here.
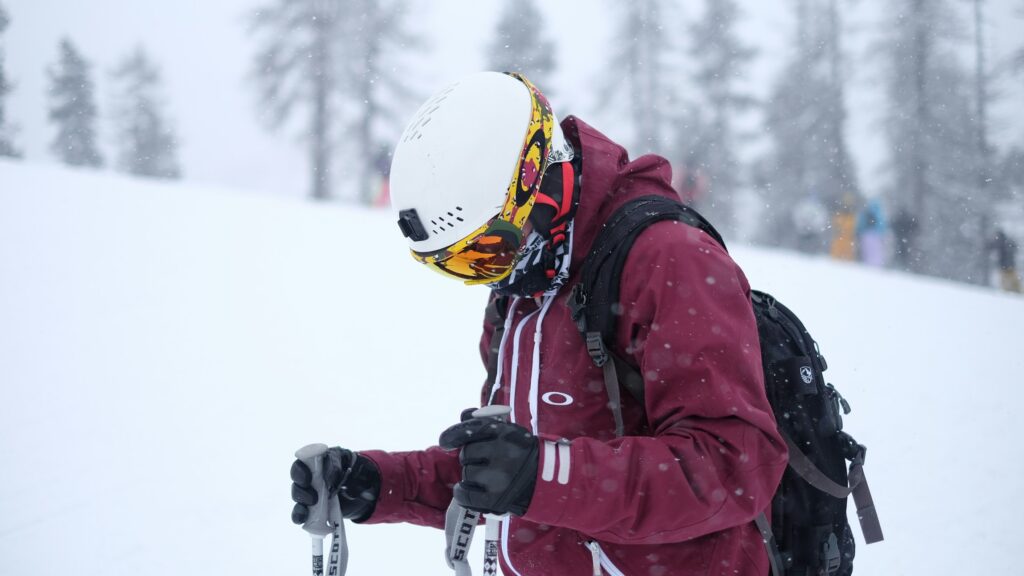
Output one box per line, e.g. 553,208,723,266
473,405,511,421
295,443,334,537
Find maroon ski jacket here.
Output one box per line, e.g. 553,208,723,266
362,117,787,575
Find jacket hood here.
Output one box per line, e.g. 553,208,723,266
561,116,679,271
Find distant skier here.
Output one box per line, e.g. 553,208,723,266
792,195,828,254
830,195,858,262
856,199,888,267
371,144,392,207
891,209,918,270
989,229,1022,293
289,72,786,575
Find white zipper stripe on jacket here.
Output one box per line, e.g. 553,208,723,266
484,296,531,576
497,295,550,576
508,305,541,426
487,297,521,406
528,294,556,435
500,515,524,576
490,263,563,574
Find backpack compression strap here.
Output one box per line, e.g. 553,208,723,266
783,432,884,544
484,294,510,393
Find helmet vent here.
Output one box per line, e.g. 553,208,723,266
427,206,469,233
401,84,457,143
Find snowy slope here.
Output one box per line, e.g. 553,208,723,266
1,160,1022,575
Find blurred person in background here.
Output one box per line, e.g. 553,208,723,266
792,195,829,254
856,198,888,268
891,209,919,270
371,145,392,207
830,194,858,261
989,229,1022,293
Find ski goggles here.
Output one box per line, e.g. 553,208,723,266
411,74,555,285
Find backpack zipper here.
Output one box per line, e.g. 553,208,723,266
764,292,850,432
765,295,827,376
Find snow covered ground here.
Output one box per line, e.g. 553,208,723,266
1,160,1022,575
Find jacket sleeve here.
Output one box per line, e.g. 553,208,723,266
358,447,461,529
522,221,788,544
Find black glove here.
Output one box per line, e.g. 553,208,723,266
438,414,539,516
290,447,381,524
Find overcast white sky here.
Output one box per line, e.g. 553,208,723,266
4,0,1023,200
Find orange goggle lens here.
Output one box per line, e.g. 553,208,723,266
415,221,525,284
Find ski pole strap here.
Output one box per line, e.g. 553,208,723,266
328,496,349,576
782,433,884,544
445,501,482,576
754,512,784,576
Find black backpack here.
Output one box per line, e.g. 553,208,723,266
563,195,884,576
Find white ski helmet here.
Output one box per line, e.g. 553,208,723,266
390,72,572,284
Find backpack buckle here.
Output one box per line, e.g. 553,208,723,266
823,532,841,574
584,332,609,367
569,284,589,332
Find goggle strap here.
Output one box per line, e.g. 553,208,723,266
558,162,575,219
533,192,561,211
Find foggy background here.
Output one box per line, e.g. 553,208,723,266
2,0,1023,285
3,3,1024,574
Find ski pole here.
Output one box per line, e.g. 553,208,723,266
295,443,348,576
472,405,513,576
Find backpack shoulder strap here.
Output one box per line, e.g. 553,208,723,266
571,196,724,340
570,195,725,340
484,293,510,392
568,195,724,435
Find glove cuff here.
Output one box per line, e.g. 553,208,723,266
507,440,539,516
339,453,381,522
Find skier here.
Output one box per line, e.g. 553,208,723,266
371,144,392,207
792,195,828,254
290,72,787,575
989,229,1022,293
856,199,888,268
891,209,918,270
829,195,858,262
